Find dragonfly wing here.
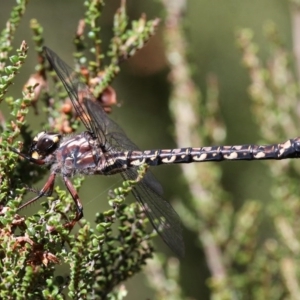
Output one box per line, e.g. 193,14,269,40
44,46,100,138
44,46,184,257
84,100,184,256
123,169,184,258
83,98,139,152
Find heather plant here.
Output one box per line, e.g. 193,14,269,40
1,1,300,299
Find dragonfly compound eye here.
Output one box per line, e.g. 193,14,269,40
29,132,62,160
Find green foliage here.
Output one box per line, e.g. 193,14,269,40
2,0,300,299
0,0,28,63
0,0,160,299
144,1,300,299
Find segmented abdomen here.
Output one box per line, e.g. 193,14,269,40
121,138,300,167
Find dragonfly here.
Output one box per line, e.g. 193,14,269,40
11,47,300,258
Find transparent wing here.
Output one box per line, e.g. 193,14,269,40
43,46,184,257
123,169,184,258
44,46,95,136
85,100,184,257
84,99,139,152
44,46,135,152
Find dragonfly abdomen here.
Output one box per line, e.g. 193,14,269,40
123,138,300,168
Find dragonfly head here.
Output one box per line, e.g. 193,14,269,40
29,131,62,160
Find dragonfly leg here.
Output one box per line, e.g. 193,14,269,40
24,184,53,197
62,176,84,222
18,173,56,211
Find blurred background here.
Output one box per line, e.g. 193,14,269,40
0,0,296,299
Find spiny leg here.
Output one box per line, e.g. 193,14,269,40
18,173,83,232
62,175,84,229
18,173,56,211
24,184,53,197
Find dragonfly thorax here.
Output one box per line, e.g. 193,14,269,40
30,131,62,160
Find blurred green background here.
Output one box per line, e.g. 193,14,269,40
0,0,293,299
